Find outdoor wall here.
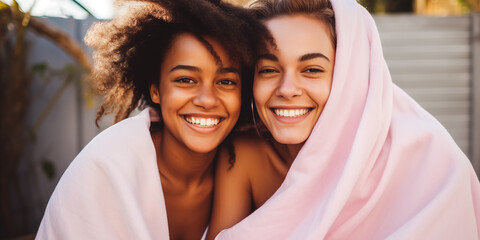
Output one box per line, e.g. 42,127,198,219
375,14,479,174
472,13,480,174
375,15,471,154
19,13,480,234
17,16,100,234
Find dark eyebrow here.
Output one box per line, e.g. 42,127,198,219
257,53,278,62
170,65,200,73
217,67,240,75
299,53,330,62
170,65,239,75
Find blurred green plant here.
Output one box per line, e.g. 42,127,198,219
358,0,413,12
1,1,33,237
0,0,94,238
358,0,475,13
29,62,93,137
71,0,96,18
457,0,475,12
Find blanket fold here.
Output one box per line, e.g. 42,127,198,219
216,0,480,239
37,109,170,240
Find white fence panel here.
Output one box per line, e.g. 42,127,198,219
374,14,474,157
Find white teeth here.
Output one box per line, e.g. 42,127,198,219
185,116,220,127
274,108,309,117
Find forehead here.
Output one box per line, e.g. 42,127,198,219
167,33,212,59
264,15,334,59
164,33,238,68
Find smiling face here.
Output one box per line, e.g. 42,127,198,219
254,15,335,145
150,33,241,153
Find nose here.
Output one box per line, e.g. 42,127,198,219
275,72,302,99
193,83,220,109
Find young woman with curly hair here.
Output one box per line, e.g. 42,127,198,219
36,0,269,239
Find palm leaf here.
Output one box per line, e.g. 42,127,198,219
70,0,96,18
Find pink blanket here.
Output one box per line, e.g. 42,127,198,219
37,109,170,239
216,0,480,239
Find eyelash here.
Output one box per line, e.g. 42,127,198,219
217,79,237,86
258,68,278,74
257,68,324,74
174,77,195,84
174,77,238,87
304,68,324,73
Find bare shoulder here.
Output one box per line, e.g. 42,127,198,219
207,131,269,239
234,132,268,154
222,131,271,170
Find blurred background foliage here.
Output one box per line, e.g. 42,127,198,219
357,0,478,14
0,0,92,238
226,0,480,14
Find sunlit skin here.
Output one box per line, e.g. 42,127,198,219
206,15,335,240
151,33,241,154
254,14,335,146
150,33,241,240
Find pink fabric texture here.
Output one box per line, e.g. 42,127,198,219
36,109,170,239
217,0,480,239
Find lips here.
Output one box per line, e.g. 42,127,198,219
272,108,311,118
184,115,222,127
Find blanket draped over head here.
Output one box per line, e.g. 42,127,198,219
36,109,170,239
216,0,480,239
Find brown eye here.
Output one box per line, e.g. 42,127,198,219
174,77,196,84
304,68,323,73
258,68,278,74
217,79,238,86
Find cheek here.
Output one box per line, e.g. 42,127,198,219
224,90,242,117
159,89,179,108
312,82,332,107
159,88,192,117
253,81,271,106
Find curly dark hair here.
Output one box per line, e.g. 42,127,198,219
84,0,271,125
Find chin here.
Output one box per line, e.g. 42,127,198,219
187,143,220,154
273,135,308,145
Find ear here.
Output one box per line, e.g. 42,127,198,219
150,84,160,104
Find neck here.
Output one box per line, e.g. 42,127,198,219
152,129,216,188
271,140,304,166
